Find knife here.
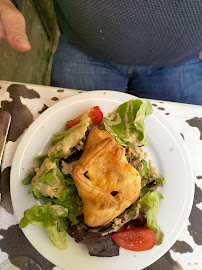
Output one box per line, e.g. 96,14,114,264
0,111,11,167
0,111,11,202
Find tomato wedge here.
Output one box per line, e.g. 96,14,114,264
112,227,156,251
66,106,103,129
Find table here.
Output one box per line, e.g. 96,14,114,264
0,80,201,270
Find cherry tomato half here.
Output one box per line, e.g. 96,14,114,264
112,227,156,251
66,106,103,129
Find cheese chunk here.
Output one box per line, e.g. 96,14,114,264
73,129,141,227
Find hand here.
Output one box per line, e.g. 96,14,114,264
0,0,31,51
199,51,202,61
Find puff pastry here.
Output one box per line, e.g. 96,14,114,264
73,129,141,227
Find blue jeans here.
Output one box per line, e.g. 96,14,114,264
51,35,202,105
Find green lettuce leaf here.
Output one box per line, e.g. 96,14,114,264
36,176,83,226
139,159,153,178
35,155,48,168
46,225,67,250
139,190,164,244
104,100,152,147
49,150,66,159
48,177,82,225
48,114,90,158
139,159,165,196
29,158,68,200
51,131,67,146
22,169,36,185
50,193,82,225
139,160,165,183
19,205,68,249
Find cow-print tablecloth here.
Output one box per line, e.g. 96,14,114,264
0,81,201,270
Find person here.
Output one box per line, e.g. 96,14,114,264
1,0,202,105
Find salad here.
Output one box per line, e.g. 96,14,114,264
19,100,165,257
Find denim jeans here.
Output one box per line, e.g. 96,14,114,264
51,35,202,105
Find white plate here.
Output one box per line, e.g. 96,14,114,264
10,91,194,270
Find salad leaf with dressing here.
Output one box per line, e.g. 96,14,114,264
139,159,165,196
49,189,83,225
104,100,152,147
43,177,83,226
22,169,36,185
50,114,90,150
29,158,69,201
19,205,68,249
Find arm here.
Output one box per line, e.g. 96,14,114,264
0,0,30,51
199,51,202,61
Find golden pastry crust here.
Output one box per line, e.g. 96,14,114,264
73,129,141,227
